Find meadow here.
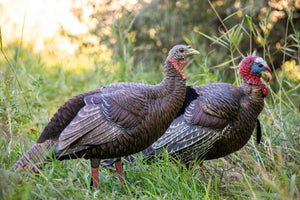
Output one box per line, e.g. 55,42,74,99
1,2,300,199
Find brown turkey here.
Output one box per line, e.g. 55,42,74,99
10,44,200,188
100,56,272,169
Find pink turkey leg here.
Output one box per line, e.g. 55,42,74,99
114,160,125,184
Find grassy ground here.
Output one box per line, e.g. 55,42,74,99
1,18,300,199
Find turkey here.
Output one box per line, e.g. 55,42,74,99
10,45,200,188
101,56,272,168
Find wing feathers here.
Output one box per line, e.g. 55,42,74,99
77,121,122,145
167,128,221,154
58,105,102,150
152,115,225,158
185,101,229,129
58,88,148,152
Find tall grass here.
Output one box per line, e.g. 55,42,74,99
1,6,299,200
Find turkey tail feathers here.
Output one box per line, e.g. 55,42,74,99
10,140,56,173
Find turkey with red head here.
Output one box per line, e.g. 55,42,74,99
101,56,272,168
10,45,200,188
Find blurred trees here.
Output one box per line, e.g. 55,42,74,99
67,0,299,69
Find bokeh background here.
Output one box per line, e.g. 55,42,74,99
0,0,299,199
1,0,299,69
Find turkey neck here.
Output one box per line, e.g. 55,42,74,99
233,82,264,147
153,57,187,106
240,81,265,116
146,57,187,144
159,56,187,92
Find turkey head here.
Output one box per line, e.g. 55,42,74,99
239,56,272,96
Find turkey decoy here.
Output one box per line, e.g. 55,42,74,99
101,56,272,168
11,45,200,188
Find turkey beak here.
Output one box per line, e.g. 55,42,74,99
261,67,272,82
186,48,200,57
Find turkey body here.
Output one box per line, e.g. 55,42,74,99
10,45,200,187
139,56,272,165
53,81,187,160
143,83,264,164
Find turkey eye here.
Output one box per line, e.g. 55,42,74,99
179,48,184,53
258,63,263,68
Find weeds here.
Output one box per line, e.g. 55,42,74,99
0,4,299,200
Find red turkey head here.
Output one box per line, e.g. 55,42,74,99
167,45,200,80
239,56,272,96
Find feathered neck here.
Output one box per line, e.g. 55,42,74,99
145,55,187,146
239,64,268,97
166,56,187,80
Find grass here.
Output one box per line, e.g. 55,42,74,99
1,8,300,200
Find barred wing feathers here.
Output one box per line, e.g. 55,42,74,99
58,88,148,151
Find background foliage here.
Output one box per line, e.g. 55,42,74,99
0,0,299,199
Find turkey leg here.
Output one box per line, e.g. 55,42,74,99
114,160,125,184
90,158,101,188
